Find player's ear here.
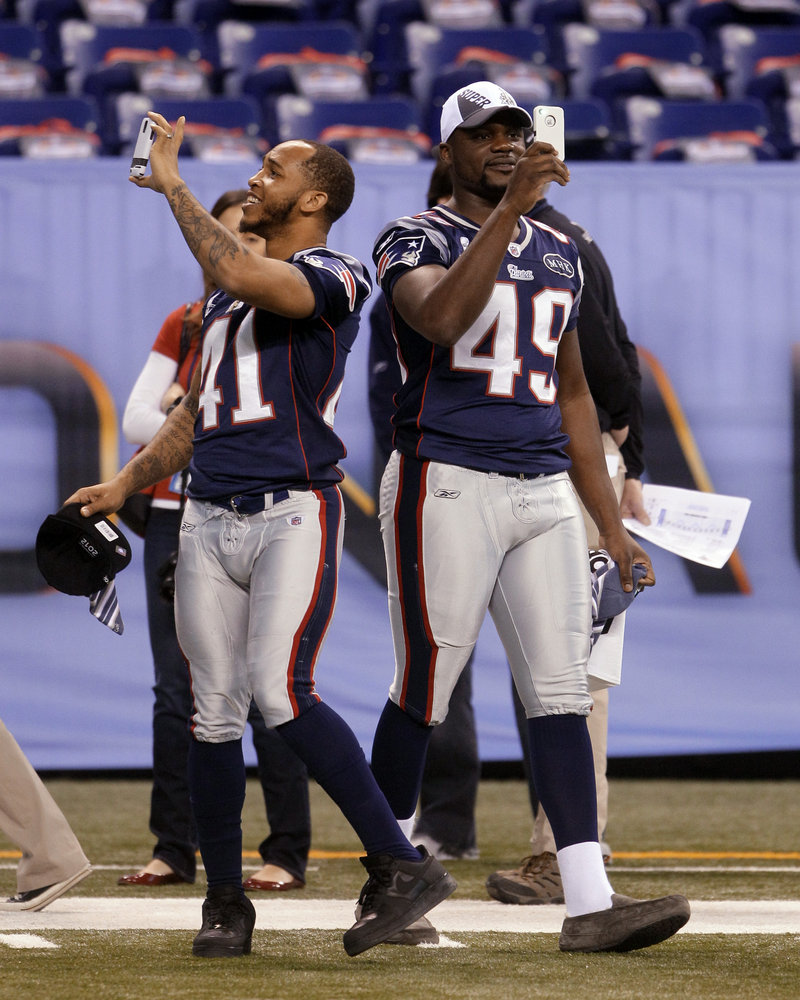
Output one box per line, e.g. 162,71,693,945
438,142,452,165
301,188,328,216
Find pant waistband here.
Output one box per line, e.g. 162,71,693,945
488,471,549,481
210,490,292,515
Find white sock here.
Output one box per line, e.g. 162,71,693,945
397,815,416,840
557,841,614,917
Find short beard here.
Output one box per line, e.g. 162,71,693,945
239,194,297,236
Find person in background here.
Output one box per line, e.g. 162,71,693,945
118,189,309,894
0,717,91,910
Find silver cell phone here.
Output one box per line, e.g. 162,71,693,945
533,105,565,161
129,116,155,178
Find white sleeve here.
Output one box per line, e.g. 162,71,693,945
122,351,179,445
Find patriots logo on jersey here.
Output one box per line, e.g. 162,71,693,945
303,255,360,312
376,235,426,282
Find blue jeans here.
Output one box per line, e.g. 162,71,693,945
144,507,310,883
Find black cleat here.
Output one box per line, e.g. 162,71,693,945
343,847,456,957
192,885,256,958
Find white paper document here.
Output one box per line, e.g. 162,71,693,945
621,484,751,569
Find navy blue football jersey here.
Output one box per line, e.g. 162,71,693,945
187,247,372,499
373,205,583,475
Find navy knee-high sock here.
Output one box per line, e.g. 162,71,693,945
370,698,433,819
526,714,598,850
188,737,246,890
277,701,419,861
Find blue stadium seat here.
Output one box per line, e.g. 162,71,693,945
405,23,553,105
273,93,429,158
719,24,800,155
217,19,366,100
670,0,800,73
0,93,101,154
357,0,423,93
514,0,662,72
559,96,628,158
624,94,778,158
0,22,50,95
59,21,206,95
720,23,800,96
13,0,173,84
113,92,265,158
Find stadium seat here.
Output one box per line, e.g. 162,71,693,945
670,0,800,73
0,22,50,96
14,0,172,84
113,92,266,159
624,94,778,158
0,93,101,155
217,19,367,100
273,93,430,159
356,0,424,93
404,22,553,105
58,21,207,95
564,24,710,96
719,24,800,155
719,24,800,95
514,0,662,73
559,96,628,158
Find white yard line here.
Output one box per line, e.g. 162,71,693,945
0,898,798,935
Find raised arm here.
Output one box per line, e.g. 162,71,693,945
392,141,568,347
129,114,316,318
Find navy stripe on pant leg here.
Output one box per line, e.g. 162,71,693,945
287,485,342,716
394,455,438,724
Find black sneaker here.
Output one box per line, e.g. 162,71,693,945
343,847,456,957
192,885,256,958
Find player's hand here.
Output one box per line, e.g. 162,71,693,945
610,425,629,447
64,480,128,518
160,381,184,414
619,477,651,525
129,112,185,193
504,141,569,215
599,527,655,592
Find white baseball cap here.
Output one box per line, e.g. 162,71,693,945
440,81,533,143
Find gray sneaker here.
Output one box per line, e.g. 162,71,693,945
559,892,691,953
343,847,456,957
485,852,565,905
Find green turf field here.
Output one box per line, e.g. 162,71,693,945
1,777,798,1000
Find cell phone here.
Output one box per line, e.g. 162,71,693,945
533,105,565,161
129,116,155,178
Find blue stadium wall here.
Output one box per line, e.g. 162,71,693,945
1,158,798,770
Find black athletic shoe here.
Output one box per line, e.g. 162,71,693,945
343,847,456,957
192,885,256,958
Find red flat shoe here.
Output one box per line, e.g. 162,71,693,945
242,876,304,892
117,871,188,887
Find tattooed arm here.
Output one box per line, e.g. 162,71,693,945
65,367,199,518
129,113,316,318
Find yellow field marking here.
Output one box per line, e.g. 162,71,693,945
5,850,798,862
615,851,800,861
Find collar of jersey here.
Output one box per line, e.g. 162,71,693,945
431,205,533,253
